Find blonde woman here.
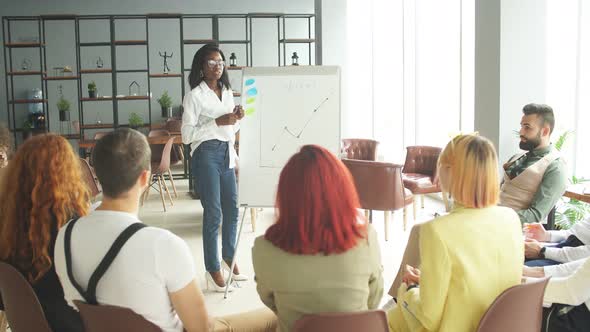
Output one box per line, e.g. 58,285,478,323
387,134,523,332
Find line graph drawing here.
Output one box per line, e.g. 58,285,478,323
271,96,330,152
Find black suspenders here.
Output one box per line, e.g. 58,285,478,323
64,217,147,305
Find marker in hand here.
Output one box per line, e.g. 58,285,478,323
233,105,245,120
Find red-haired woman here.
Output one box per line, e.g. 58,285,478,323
252,145,384,332
0,134,89,332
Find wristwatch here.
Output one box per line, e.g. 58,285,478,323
539,247,547,259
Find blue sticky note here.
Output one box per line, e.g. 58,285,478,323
245,78,255,86
246,88,258,96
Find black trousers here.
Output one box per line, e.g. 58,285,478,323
542,303,590,332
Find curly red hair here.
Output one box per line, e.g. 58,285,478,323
265,145,367,255
0,134,90,283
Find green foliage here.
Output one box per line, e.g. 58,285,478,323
551,131,590,229
157,91,173,108
56,96,70,111
554,130,573,151
128,112,143,128
87,81,97,91
22,120,32,130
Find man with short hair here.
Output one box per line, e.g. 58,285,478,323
499,103,568,225
54,129,276,332
54,128,210,332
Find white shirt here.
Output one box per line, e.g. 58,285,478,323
181,81,239,168
544,258,587,278
543,257,590,310
544,216,590,263
54,210,196,332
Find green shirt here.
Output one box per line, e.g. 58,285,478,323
252,225,384,332
504,145,568,224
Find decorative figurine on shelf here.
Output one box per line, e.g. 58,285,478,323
291,52,299,66
21,59,32,71
230,52,237,67
63,66,73,76
159,51,173,74
96,56,104,69
128,81,140,96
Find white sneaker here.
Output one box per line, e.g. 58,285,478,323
222,260,249,281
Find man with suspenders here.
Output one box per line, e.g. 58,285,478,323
54,129,210,332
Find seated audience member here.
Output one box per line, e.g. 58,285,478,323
499,103,567,224
525,258,590,331
252,145,383,332
387,134,523,332
54,128,275,332
524,218,590,267
0,134,88,332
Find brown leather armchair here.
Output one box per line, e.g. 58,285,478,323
402,146,449,213
342,158,414,240
341,138,379,161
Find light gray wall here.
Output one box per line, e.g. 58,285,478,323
0,0,315,136
474,0,547,164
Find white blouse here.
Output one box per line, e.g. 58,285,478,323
544,216,590,263
543,257,590,310
181,81,239,168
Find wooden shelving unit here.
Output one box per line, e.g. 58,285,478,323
3,12,316,148
43,75,79,80
7,71,45,76
80,123,114,129
80,97,113,101
4,42,45,48
149,73,182,78
79,68,112,73
114,39,148,45
116,95,150,100
9,99,48,104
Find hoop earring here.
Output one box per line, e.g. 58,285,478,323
199,70,203,78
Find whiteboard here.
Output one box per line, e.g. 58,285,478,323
238,66,341,207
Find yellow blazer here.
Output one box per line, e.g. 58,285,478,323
388,205,523,332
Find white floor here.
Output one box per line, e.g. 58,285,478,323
138,177,447,317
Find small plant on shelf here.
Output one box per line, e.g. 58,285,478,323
57,96,71,121
128,112,144,129
22,120,33,140
157,91,173,118
88,81,97,98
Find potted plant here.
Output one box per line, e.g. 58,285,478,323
88,81,97,98
22,120,33,140
157,91,173,118
128,112,144,130
57,96,71,121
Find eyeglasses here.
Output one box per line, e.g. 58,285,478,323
206,60,225,68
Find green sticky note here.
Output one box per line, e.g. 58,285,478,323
246,97,256,104
245,108,256,115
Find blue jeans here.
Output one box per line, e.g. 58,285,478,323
192,140,238,272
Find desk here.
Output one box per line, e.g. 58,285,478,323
79,135,182,148
564,184,590,204
79,135,190,183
